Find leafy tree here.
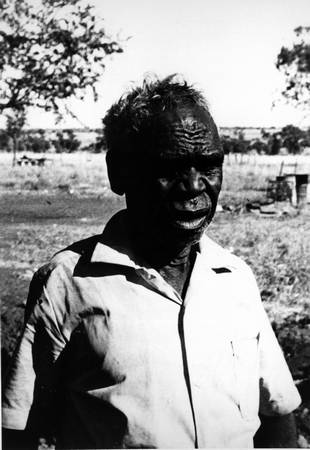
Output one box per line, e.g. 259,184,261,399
249,139,268,155
220,135,249,155
260,132,282,155
276,26,310,110
52,129,81,153
5,109,26,164
268,134,282,155
280,124,305,154
300,127,310,147
0,0,123,162
92,119,107,152
25,129,51,153
0,128,9,150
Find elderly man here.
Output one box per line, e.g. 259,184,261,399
2,75,301,449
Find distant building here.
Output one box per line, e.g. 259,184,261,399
219,127,281,141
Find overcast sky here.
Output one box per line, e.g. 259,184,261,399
25,0,310,128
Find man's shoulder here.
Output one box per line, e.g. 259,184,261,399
201,236,262,327
201,235,252,274
34,234,102,284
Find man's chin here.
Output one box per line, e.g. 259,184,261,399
137,210,213,248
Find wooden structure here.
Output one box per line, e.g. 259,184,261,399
266,160,309,207
16,155,51,167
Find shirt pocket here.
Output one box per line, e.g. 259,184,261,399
231,335,260,421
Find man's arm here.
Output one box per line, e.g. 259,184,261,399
2,267,66,447
254,413,298,448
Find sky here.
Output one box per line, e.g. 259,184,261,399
14,0,310,128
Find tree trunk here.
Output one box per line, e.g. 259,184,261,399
12,136,17,167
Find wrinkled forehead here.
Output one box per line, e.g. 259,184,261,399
148,105,220,157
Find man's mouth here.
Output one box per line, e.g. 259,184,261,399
169,208,209,230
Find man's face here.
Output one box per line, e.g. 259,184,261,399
125,105,224,247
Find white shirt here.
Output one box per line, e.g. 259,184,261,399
2,212,301,448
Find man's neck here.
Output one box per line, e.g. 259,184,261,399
129,229,198,298
131,232,193,268
157,248,197,299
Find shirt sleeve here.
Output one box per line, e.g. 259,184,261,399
2,267,67,431
257,303,301,416
242,264,302,417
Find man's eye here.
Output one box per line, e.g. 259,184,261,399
153,162,177,178
196,154,224,171
196,163,220,174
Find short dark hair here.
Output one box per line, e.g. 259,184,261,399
103,74,216,156
104,74,222,195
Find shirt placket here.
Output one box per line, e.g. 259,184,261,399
180,252,222,448
135,266,183,305
136,261,200,448
182,252,242,448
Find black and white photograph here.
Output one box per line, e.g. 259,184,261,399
1,0,310,448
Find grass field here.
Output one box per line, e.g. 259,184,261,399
1,151,310,445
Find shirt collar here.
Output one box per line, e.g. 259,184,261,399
90,210,235,272
90,210,136,267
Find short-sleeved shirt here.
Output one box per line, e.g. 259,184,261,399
2,210,301,448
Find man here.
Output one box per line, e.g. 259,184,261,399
2,75,301,448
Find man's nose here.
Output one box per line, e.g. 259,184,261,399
179,167,204,193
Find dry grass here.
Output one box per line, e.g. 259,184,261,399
208,213,310,322
1,152,310,196
1,151,309,319
0,152,109,194
1,151,309,341
1,151,310,446
222,153,310,205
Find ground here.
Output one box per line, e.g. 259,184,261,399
1,152,310,446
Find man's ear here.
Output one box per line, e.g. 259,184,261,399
106,151,125,195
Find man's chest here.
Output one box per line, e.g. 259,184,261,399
55,262,261,447
61,264,259,392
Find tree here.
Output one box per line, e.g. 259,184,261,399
52,129,81,152
280,124,305,154
5,109,26,164
92,119,107,152
268,134,281,155
0,0,123,162
249,139,268,155
276,26,310,110
0,128,8,150
24,129,51,153
220,135,248,155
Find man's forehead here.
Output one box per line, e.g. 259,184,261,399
147,105,221,158
155,105,213,129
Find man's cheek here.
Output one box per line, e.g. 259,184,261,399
210,178,222,201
